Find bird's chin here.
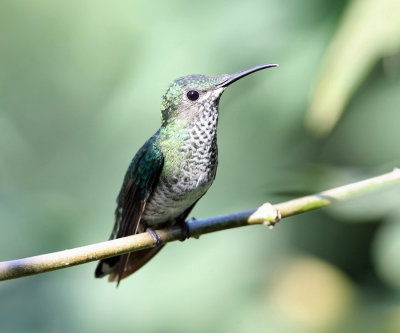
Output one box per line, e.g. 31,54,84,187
213,87,226,99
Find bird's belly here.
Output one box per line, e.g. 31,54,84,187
142,169,215,227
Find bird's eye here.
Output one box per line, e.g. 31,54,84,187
187,90,199,101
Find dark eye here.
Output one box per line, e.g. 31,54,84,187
187,90,199,101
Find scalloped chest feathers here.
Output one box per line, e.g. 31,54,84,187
142,105,219,226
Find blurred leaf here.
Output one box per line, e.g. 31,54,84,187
373,217,400,290
306,0,400,137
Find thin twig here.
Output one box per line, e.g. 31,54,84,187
1,168,399,281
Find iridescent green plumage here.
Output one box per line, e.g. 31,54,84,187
95,64,278,283
110,133,163,240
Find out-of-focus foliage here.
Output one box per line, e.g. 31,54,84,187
0,1,399,332
306,0,400,136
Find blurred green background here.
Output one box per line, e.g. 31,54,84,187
1,0,400,332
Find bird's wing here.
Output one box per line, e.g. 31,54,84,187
112,136,164,240
95,133,164,283
106,193,201,282
109,199,200,281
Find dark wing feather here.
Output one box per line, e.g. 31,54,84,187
110,199,201,280
95,133,163,283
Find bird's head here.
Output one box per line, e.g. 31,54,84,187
160,63,278,126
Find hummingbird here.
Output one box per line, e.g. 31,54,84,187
95,63,278,284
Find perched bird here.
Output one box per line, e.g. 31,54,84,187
95,64,278,284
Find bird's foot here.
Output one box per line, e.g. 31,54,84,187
146,227,163,247
178,219,193,241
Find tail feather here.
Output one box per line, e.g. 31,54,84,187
94,255,119,278
95,246,165,283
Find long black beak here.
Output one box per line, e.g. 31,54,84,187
217,63,278,88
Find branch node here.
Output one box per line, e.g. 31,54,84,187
248,202,281,226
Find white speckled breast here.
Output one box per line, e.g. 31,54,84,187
142,103,219,227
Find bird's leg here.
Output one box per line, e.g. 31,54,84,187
146,227,163,247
